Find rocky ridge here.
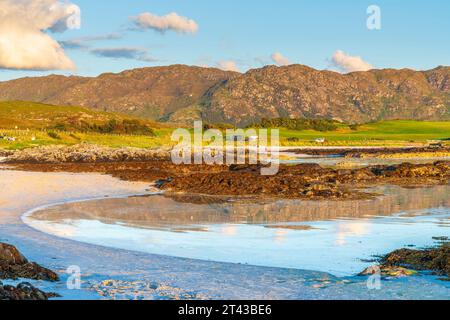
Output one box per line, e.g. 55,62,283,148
0,65,448,125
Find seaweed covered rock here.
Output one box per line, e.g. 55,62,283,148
10,159,450,200
381,243,450,280
0,281,59,300
0,243,59,281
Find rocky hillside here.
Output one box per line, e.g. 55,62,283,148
0,65,238,121
206,65,450,125
0,64,448,125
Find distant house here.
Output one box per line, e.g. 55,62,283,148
314,138,326,143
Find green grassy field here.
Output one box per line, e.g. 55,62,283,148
0,101,174,149
0,128,175,150
0,101,127,128
1,101,449,149
278,121,450,146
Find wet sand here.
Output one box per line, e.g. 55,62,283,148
23,184,450,277
0,167,449,299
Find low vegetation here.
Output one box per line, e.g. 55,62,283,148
0,101,155,135
0,101,449,150
0,101,169,150
51,119,155,136
250,118,340,132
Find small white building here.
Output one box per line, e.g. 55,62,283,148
314,138,326,143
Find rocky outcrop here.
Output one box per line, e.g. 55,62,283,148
4,144,170,164
0,64,448,125
0,282,59,300
159,161,450,199
0,243,59,281
12,160,449,200
381,243,449,279
0,243,59,300
360,241,450,281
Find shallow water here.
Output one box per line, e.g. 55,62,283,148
282,154,450,167
24,185,450,277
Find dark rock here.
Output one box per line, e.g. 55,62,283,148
10,160,450,201
0,243,59,281
0,281,59,300
381,243,450,280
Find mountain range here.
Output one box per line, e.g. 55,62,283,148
0,64,448,125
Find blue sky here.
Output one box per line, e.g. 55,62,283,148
0,0,449,80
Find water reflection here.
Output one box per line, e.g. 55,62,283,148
282,154,450,167
24,185,450,276
29,185,450,231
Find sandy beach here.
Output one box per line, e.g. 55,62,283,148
1,166,449,299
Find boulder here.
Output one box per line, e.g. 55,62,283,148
0,243,59,281
0,281,59,300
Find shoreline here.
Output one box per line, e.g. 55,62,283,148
22,183,450,278
0,168,449,299
1,143,449,299
7,160,450,202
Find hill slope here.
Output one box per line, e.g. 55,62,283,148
0,65,237,121
206,65,450,125
0,65,448,125
0,101,156,133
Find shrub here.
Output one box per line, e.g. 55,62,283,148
50,119,155,136
203,122,235,131
69,133,81,140
251,118,338,132
53,123,67,131
47,131,61,140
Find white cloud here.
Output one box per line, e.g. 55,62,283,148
216,60,240,72
271,52,291,66
0,0,80,70
132,12,198,34
331,50,373,73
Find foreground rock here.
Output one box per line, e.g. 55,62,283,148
360,242,449,280
4,145,450,200
381,243,449,280
0,243,60,300
0,243,59,281
4,144,170,164
159,161,450,199
0,281,59,300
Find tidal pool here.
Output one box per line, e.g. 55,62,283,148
282,154,450,167
23,185,450,277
